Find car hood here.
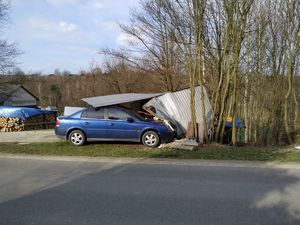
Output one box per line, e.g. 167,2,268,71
138,119,168,127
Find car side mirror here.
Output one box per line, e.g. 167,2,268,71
127,117,134,123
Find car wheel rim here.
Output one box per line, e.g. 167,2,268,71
71,133,83,145
145,134,157,146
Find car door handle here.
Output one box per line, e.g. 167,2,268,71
108,123,113,126
85,122,90,125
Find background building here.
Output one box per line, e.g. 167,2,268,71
0,84,38,107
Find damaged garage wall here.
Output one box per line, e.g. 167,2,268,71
143,86,212,143
80,87,213,143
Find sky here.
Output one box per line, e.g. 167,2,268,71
4,0,140,74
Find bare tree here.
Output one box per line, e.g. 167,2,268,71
282,0,300,144
102,0,186,92
0,0,21,74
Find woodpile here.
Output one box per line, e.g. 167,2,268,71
0,114,56,132
0,117,24,132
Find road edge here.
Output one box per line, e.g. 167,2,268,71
1,153,300,169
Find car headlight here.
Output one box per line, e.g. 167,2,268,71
163,120,175,132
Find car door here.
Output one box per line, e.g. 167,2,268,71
80,108,108,140
105,107,140,141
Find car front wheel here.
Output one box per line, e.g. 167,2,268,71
68,130,86,146
142,131,160,147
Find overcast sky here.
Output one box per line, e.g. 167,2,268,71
5,0,139,74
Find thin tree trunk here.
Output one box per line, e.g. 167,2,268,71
284,52,294,144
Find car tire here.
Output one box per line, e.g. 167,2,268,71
142,131,160,147
68,130,86,146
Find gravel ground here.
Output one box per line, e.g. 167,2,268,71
0,130,61,143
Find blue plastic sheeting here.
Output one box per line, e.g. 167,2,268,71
0,106,54,120
225,118,244,128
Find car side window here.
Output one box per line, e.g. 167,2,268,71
107,108,131,120
81,108,104,119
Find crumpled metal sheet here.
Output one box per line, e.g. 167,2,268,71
143,86,212,142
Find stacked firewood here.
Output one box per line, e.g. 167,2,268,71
0,117,24,132
0,114,56,132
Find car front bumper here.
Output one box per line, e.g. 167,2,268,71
160,131,176,143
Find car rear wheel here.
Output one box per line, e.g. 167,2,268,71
69,130,86,146
142,131,160,147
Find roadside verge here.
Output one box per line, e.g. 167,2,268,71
0,142,299,163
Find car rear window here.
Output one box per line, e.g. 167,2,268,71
81,108,104,119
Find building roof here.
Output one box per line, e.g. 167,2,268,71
0,84,38,104
82,93,163,108
0,84,19,104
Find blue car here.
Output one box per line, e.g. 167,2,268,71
55,106,174,147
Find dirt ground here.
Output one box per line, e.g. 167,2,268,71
0,130,62,143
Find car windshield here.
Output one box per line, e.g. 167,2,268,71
127,109,154,121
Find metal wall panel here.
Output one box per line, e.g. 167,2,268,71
64,107,86,116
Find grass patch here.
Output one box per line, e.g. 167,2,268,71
0,142,299,162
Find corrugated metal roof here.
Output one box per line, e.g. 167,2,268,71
143,86,212,142
82,93,163,108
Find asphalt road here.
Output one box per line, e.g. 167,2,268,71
0,156,300,225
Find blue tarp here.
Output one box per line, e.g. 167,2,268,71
0,106,54,120
225,118,244,128
214,118,245,128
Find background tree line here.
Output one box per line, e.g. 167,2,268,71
1,63,189,110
